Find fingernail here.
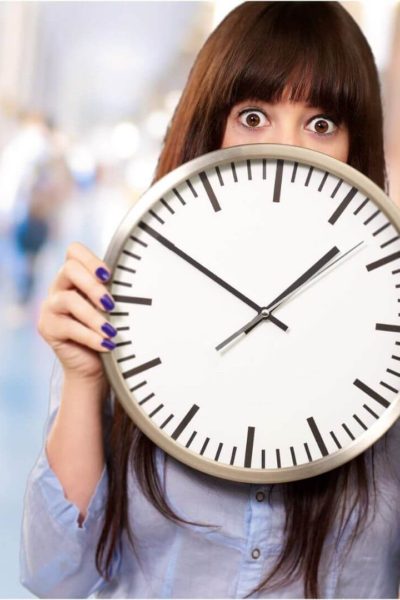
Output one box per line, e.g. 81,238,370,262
100,294,115,311
101,322,117,337
101,338,116,351
95,267,110,282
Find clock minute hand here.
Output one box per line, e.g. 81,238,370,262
138,221,289,332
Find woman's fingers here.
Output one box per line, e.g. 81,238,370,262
49,256,115,314
38,290,117,353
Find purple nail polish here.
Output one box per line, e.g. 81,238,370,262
101,322,117,338
101,338,116,351
100,294,115,311
96,266,110,282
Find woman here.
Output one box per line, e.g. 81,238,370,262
21,2,400,598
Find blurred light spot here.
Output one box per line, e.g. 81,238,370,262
111,122,140,160
125,156,156,192
164,89,182,114
145,110,170,140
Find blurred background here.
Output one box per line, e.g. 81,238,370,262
0,1,399,597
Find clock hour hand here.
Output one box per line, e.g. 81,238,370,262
138,221,289,332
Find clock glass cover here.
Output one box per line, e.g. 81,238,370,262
102,144,400,483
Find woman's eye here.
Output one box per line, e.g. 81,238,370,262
307,117,337,136
238,109,268,128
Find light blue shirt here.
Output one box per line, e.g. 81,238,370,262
20,359,400,598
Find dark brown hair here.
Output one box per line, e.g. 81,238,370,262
97,2,386,597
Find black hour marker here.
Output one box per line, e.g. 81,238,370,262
328,186,358,225
130,381,146,392
262,159,267,179
331,178,343,198
149,404,164,418
290,446,297,466
186,179,198,197
110,311,128,316
199,171,221,211
230,162,238,182
353,197,369,215
364,209,380,225
373,222,390,236
353,414,367,430
149,209,165,224
305,166,314,186
186,431,197,448
113,280,132,288
138,393,155,406
247,159,252,180
387,368,400,377
304,442,312,462
117,353,136,363
160,198,174,214
261,449,266,468
215,166,224,186
130,235,148,247
160,414,174,429
123,357,161,380
353,378,390,407
380,381,398,393
276,449,281,468
273,159,284,203
173,188,186,205
215,442,223,461
116,326,130,332
342,423,355,440
230,446,237,466
171,404,200,440
115,341,131,348
200,437,210,455
113,295,152,305
330,431,342,449
307,416,328,457
381,235,400,249
291,161,298,182
117,265,136,274
244,426,255,468
392,355,400,361
363,404,379,419
366,251,400,271
376,323,400,333
123,249,141,260
318,171,329,191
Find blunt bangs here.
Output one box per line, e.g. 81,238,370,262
218,2,370,127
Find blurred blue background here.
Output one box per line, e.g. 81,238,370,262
0,1,399,597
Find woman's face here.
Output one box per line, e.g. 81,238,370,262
222,98,350,163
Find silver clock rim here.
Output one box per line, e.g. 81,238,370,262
101,143,400,484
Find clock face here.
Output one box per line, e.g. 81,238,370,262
102,144,400,483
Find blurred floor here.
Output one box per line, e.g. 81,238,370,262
0,180,130,598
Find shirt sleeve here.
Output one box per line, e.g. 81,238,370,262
20,358,120,598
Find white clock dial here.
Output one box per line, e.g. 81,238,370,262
102,144,400,483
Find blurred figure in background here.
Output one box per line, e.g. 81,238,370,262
0,112,72,322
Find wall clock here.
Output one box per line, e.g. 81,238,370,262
102,144,400,483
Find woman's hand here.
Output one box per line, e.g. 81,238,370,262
38,241,117,383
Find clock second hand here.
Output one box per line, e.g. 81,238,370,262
138,220,289,332
215,241,364,351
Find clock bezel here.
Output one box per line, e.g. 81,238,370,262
102,143,400,483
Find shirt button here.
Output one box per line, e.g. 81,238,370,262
255,491,265,502
251,548,261,559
